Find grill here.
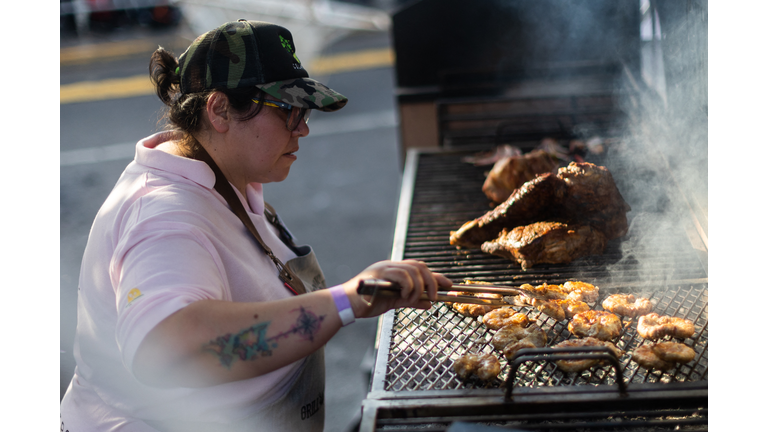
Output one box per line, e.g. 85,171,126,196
359,0,707,430
359,149,708,431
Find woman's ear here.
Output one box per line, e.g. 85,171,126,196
206,92,230,133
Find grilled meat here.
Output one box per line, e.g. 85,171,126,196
632,344,675,371
636,313,695,340
449,162,630,251
482,149,559,203
511,283,592,320
454,353,501,381
449,291,504,317
450,173,567,249
490,323,547,359
568,310,622,341
482,308,529,330
561,281,600,303
632,341,696,371
602,294,654,318
553,337,624,373
481,222,607,270
652,341,696,363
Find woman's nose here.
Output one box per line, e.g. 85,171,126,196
293,117,310,137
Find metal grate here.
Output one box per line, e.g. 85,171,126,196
379,149,708,393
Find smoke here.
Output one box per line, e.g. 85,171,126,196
603,0,708,287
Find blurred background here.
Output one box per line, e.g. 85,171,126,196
61,1,410,431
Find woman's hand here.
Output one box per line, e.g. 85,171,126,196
340,260,452,319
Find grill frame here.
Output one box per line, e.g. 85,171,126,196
360,148,708,431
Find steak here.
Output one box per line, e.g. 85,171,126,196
450,162,630,249
557,162,631,239
450,173,567,248
482,149,559,203
480,221,607,270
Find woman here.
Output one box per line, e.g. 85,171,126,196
60,19,450,432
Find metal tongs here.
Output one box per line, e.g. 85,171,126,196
356,279,547,306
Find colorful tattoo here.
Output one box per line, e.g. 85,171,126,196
203,306,325,368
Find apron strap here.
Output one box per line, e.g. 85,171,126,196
196,148,307,295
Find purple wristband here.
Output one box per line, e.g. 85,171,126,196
330,286,355,326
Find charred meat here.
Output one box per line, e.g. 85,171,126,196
568,310,622,341
450,162,630,263
481,222,607,270
556,162,631,239
482,149,559,203
450,173,567,249
637,313,695,340
602,294,654,318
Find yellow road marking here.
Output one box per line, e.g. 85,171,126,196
60,40,159,65
60,47,395,104
61,75,154,104
308,47,394,75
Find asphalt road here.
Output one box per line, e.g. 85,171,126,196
60,22,401,432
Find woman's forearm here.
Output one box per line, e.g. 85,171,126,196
133,289,343,388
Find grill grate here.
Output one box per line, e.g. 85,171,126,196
380,150,708,393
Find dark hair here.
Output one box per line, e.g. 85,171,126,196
149,47,266,158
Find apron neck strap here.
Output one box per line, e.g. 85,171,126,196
196,147,307,295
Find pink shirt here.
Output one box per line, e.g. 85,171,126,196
61,131,304,430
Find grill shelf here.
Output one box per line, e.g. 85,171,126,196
361,149,708,431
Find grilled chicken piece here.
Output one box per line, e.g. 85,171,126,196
481,222,608,270
490,323,548,359
511,283,591,321
561,281,600,303
450,173,567,249
553,337,624,372
482,149,559,203
632,341,696,371
449,291,504,317
632,344,675,371
453,353,501,381
652,341,696,363
482,308,529,330
568,310,622,341
602,294,654,318
636,313,695,340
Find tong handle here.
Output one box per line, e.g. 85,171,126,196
357,279,401,296
357,279,509,305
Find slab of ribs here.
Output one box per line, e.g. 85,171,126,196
450,162,630,270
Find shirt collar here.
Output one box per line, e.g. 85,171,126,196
134,131,266,215
135,131,216,189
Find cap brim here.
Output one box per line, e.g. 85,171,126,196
256,78,348,112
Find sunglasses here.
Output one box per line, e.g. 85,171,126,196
252,98,310,132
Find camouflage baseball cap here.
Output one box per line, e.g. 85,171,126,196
177,19,347,112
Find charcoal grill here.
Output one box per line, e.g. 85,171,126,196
359,0,707,430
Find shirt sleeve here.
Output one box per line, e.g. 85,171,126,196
111,219,229,374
